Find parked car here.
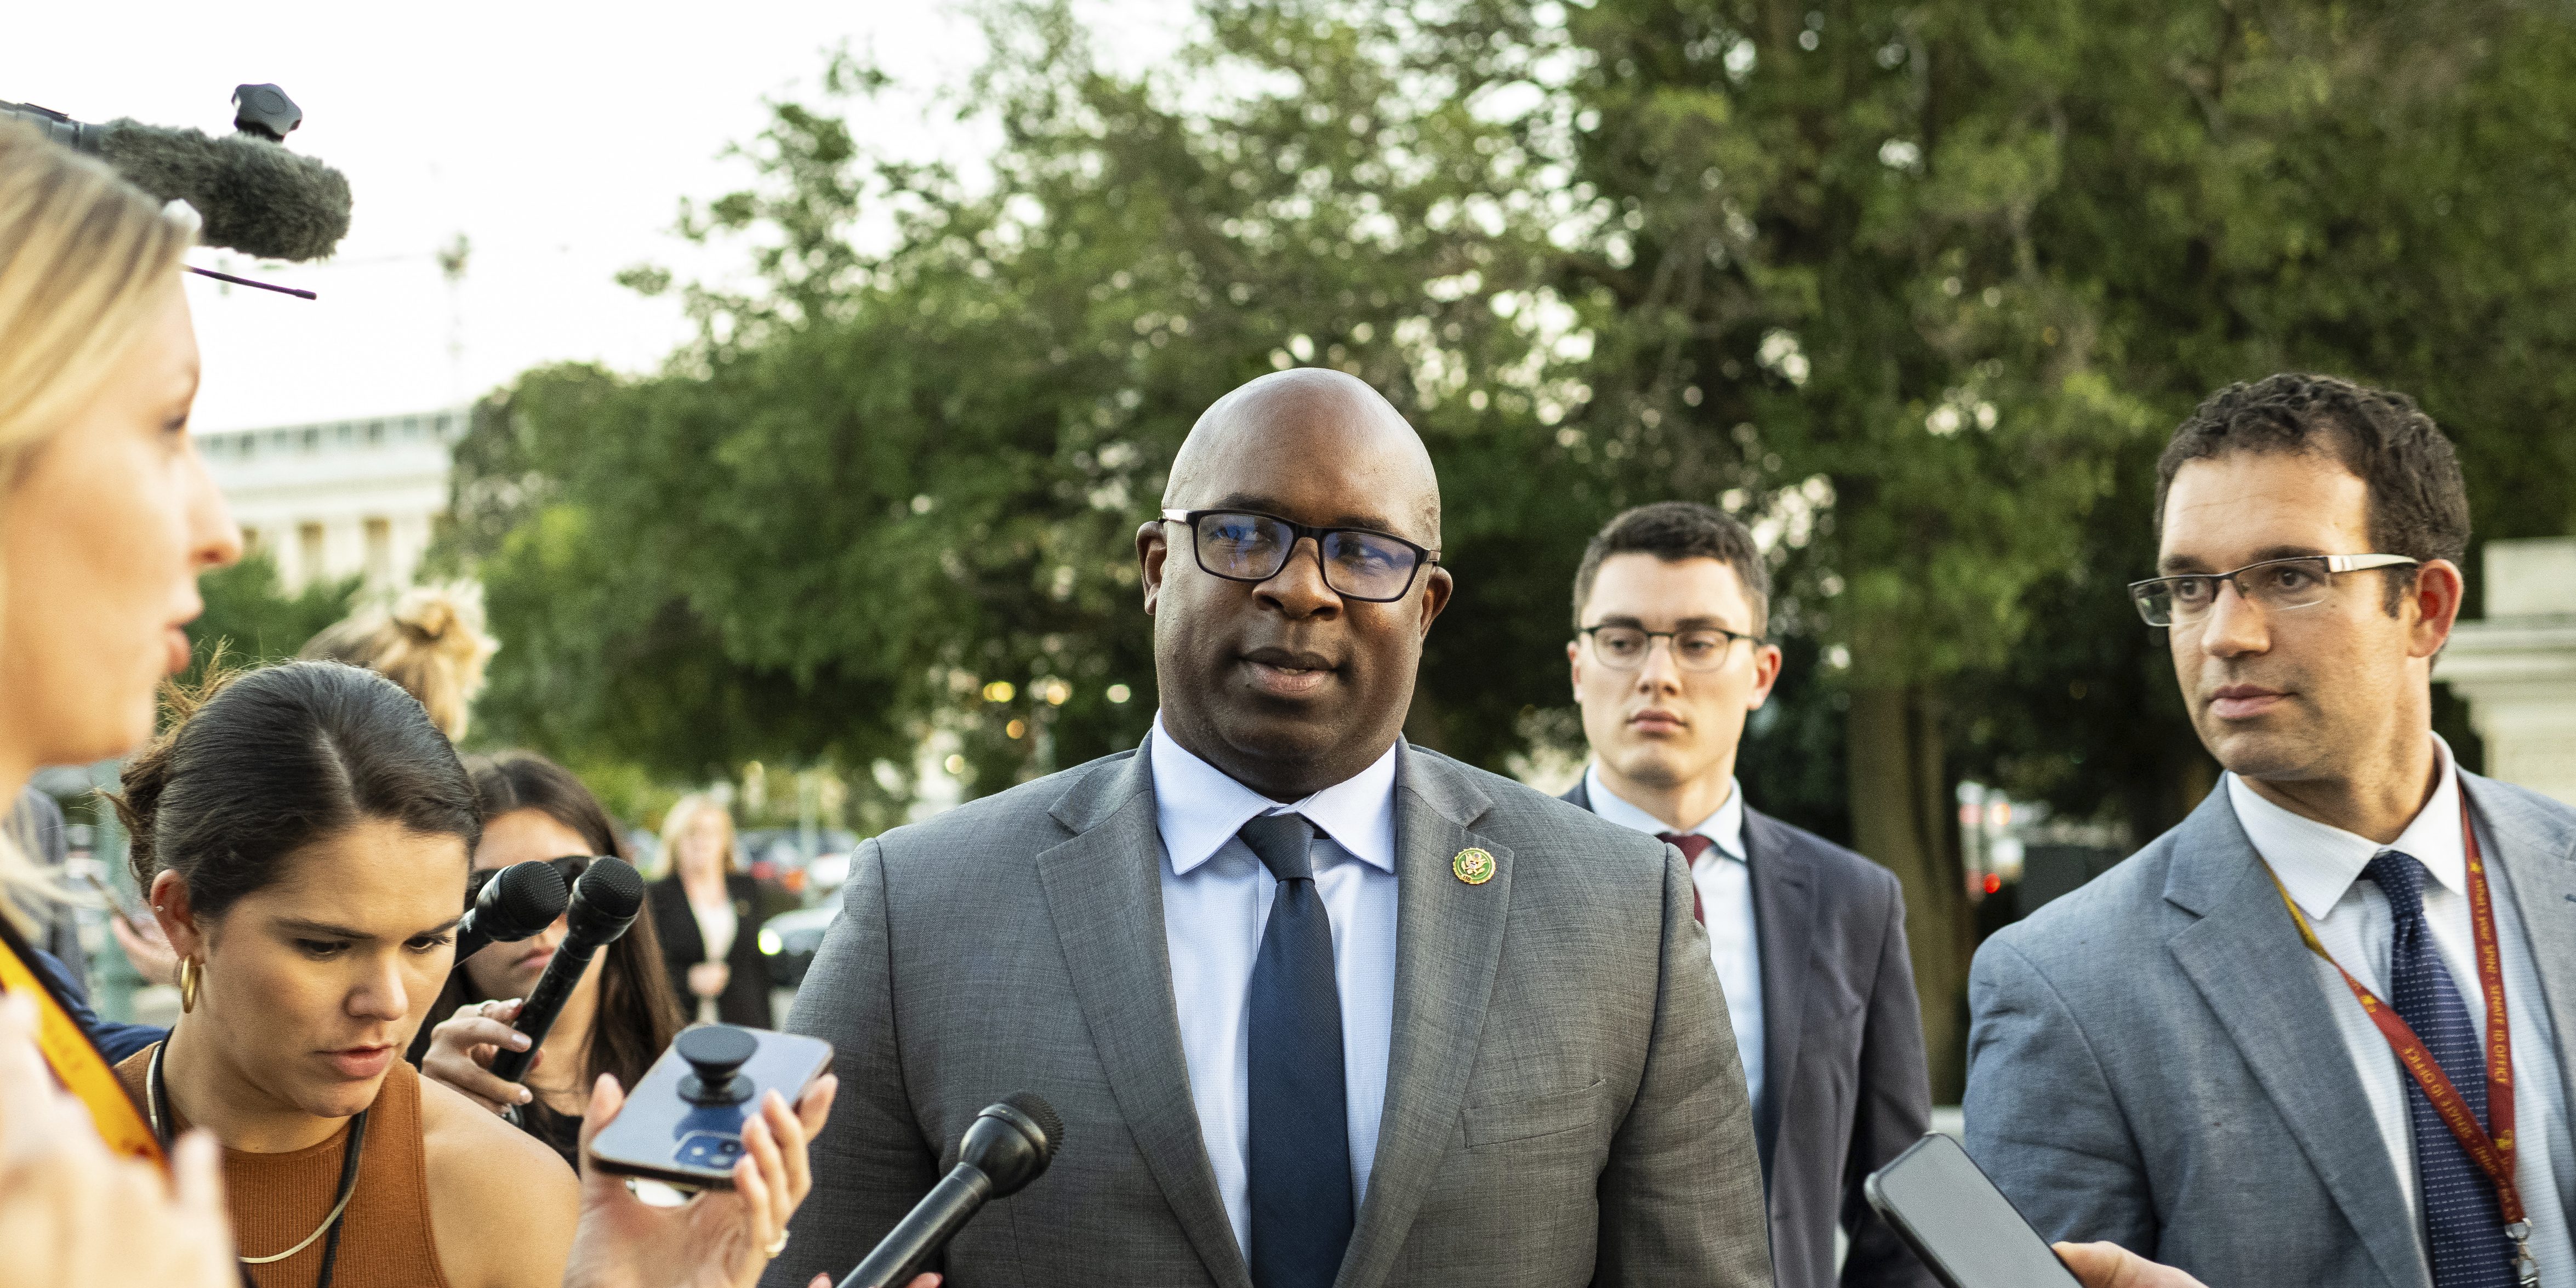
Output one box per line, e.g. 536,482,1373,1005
760,904,839,989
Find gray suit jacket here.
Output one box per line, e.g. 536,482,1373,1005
766,740,1773,1288
1560,779,1935,1288
1964,771,2576,1288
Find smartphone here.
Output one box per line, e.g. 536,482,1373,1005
1863,1134,2084,1288
587,1024,835,1192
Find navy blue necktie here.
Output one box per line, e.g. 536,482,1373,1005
1239,812,1354,1288
2362,849,2517,1288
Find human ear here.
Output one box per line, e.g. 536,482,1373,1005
2405,559,2466,660
149,870,208,961
1746,642,1784,710
1137,521,1169,615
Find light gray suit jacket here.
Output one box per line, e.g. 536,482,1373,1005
1964,771,2576,1288
765,740,1773,1288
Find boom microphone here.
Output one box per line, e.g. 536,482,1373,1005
489,856,645,1082
1,84,352,261
837,1093,1064,1288
454,860,571,963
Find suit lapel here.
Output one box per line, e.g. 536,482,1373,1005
2162,791,2426,1288
1335,748,1512,1288
1035,753,1255,1288
2462,774,2576,1143
1743,808,1815,1181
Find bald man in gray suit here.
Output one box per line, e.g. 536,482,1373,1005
766,371,1770,1288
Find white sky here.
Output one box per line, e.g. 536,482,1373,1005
4,2,1189,432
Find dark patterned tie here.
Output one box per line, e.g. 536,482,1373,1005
2362,849,2517,1288
1239,812,1353,1288
1656,832,1711,924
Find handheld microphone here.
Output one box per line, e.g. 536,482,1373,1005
489,856,645,1082
837,1093,1064,1288
453,860,570,963
1,85,352,261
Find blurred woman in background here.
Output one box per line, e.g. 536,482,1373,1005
301,583,497,743
412,751,685,1167
647,794,773,1028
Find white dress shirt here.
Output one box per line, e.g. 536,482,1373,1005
2230,736,2576,1284
1583,762,1765,1110
1150,715,1400,1262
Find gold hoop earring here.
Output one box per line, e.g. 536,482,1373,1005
176,957,201,1013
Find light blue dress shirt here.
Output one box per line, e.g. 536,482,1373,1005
2231,736,2575,1286
1582,763,1764,1111
1150,715,1400,1263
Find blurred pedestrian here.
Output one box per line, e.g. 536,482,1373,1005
648,793,773,1028
300,582,496,742
1965,375,2576,1288
1560,501,1932,1288
411,752,686,1168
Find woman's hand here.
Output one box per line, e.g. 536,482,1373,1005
562,1069,866,1288
0,994,234,1288
687,962,730,999
110,913,179,987
420,998,539,1115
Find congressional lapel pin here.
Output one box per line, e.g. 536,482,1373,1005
1452,847,1495,886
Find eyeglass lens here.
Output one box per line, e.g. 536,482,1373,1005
2133,557,2338,626
1193,512,1422,600
1587,627,1743,672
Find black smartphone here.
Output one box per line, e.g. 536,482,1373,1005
1863,1134,2084,1288
587,1024,835,1192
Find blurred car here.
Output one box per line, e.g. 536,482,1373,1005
760,904,840,988
739,827,858,898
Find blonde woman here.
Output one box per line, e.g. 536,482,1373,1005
301,582,498,742
646,794,773,1027
0,120,897,1288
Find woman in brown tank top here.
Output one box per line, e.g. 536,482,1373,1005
110,661,580,1288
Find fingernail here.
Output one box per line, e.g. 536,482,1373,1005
509,1033,531,1048
517,1087,533,1104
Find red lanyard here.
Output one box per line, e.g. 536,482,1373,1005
2267,797,2534,1282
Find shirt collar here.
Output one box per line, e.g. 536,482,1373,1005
1582,762,1746,862
1148,713,1400,877
2225,733,2469,920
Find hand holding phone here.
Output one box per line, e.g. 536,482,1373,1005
587,1024,836,1191
1863,1134,2083,1288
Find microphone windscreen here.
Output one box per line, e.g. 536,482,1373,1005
1002,1092,1063,1164
487,860,571,935
576,856,647,920
95,119,351,261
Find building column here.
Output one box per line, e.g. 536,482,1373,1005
2438,538,2576,807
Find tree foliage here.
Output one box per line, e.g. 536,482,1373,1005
183,554,359,683
449,0,2576,842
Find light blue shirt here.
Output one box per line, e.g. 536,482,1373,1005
2231,736,2575,1286
1582,763,1764,1110
1150,715,1400,1263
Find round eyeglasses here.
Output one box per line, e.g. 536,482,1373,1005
1578,624,1760,672
2127,554,2419,628
1159,508,1439,602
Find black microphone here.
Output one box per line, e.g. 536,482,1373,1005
837,1093,1064,1288
1,84,352,261
453,860,570,963
489,857,644,1082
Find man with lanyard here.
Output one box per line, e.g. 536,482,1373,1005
1963,373,2576,1288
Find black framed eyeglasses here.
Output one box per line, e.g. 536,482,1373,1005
465,854,593,906
1578,624,1762,672
1158,508,1440,603
2127,554,2419,628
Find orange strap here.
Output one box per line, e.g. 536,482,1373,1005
0,914,163,1164
2266,797,2520,1227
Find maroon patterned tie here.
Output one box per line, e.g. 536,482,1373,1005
1656,833,1711,924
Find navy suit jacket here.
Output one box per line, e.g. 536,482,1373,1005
1562,777,1934,1288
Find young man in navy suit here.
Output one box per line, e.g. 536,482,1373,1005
1561,501,1933,1288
